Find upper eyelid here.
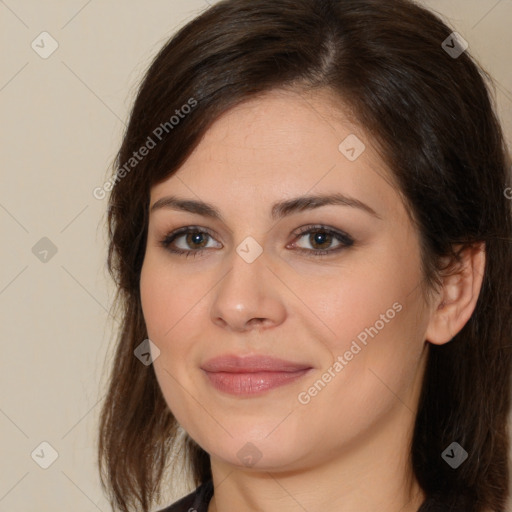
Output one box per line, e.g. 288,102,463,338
164,224,348,237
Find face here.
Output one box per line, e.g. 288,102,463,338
140,88,432,472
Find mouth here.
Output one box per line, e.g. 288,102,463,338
200,354,313,396
202,368,312,395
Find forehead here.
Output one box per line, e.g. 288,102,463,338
184,88,364,169
150,88,401,221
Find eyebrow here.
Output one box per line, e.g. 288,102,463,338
150,193,382,221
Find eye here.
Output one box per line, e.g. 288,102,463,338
159,226,221,258
159,224,354,258
289,225,354,256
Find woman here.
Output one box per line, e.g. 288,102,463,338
97,0,512,511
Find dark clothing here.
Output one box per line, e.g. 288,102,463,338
157,480,213,512
157,479,474,511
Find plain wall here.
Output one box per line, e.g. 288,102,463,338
0,1,511,510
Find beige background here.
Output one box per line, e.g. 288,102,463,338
0,1,511,510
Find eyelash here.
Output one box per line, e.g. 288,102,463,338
158,224,354,259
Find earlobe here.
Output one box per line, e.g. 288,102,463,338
425,242,486,346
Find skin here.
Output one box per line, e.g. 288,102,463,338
139,88,486,512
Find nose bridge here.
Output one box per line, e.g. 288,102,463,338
223,235,268,297
210,236,285,330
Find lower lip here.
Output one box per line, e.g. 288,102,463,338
202,369,312,396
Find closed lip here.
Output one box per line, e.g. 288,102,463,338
201,354,312,373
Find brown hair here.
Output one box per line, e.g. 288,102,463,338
97,0,512,511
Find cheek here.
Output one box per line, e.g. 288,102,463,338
296,298,426,447
301,259,417,347
322,285,425,410
140,259,198,417
140,256,201,340
140,260,167,339
139,256,211,394
300,244,426,395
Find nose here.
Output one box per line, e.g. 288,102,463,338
210,246,287,333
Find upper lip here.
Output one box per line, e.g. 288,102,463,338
201,354,312,373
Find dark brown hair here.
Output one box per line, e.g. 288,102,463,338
97,0,512,511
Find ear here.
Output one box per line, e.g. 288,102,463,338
425,242,486,345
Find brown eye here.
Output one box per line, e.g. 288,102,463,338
184,231,210,249
306,230,335,250
291,225,354,256
160,227,221,257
